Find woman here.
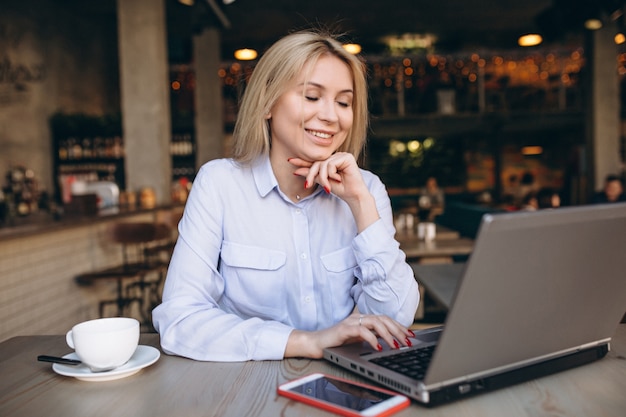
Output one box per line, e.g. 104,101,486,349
153,30,420,361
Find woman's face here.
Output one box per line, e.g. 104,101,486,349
268,54,354,162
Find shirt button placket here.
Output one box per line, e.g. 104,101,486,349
293,205,316,328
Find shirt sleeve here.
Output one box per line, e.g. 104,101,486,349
152,163,293,361
350,174,420,327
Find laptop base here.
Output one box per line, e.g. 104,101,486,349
424,344,609,406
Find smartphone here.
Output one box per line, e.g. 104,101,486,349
277,373,410,417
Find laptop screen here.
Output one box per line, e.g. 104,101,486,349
425,203,626,384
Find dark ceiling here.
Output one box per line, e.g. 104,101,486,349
209,0,554,54
72,0,626,59
169,0,626,59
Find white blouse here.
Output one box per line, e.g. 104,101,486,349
153,156,419,361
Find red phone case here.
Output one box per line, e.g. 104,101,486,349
277,373,410,417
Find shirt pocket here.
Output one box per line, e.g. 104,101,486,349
221,241,286,270
321,247,358,305
220,241,287,319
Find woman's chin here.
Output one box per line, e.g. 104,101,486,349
301,147,337,162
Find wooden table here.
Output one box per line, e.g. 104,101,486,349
2,329,626,417
395,224,460,242
400,238,474,262
397,225,472,265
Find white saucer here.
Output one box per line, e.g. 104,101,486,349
52,345,160,382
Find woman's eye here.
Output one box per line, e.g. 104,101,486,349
305,95,319,102
337,101,350,108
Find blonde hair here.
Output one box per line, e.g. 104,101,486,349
231,30,369,164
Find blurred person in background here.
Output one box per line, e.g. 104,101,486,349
592,174,625,204
419,176,445,221
520,191,538,211
536,188,561,209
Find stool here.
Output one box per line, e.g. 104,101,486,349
75,222,173,327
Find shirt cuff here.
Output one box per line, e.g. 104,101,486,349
251,321,294,360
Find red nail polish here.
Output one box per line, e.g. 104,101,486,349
304,180,309,189
408,330,416,337
324,186,330,194
377,344,383,352
393,340,400,349
405,338,413,347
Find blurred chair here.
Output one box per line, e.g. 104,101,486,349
75,221,174,328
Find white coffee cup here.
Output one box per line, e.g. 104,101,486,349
418,222,437,241
66,317,139,372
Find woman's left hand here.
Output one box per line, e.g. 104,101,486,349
288,152,368,204
289,153,379,232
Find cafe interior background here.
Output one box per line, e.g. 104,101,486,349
1,0,626,340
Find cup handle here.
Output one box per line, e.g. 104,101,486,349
66,330,75,349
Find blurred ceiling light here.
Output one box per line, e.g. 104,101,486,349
234,48,257,60
343,43,362,55
616,33,626,44
522,146,543,156
178,0,194,5
584,18,603,30
518,34,543,47
223,0,236,3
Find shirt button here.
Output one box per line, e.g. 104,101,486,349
304,296,312,303
300,253,307,259
295,209,302,214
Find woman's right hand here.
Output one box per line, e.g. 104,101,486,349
284,313,415,359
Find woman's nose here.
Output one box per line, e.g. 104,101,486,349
317,99,338,122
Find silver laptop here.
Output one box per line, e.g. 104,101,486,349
324,202,626,406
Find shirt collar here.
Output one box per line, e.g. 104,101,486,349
251,155,278,198
251,154,327,201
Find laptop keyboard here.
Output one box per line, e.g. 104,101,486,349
370,345,436,381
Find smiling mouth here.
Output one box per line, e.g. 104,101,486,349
306,129,333,140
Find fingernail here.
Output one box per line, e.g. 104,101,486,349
287,158,292,161
408,330,416,337
377,344,383,352
405,338,413,347
393,340,400,349
324,186,330,194
304,180,309,189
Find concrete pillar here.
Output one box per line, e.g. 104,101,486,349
117,0,171,204
586,24,622,196
193,27,225,165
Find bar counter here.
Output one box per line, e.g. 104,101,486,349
0,204,183,343
0,204,183,242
